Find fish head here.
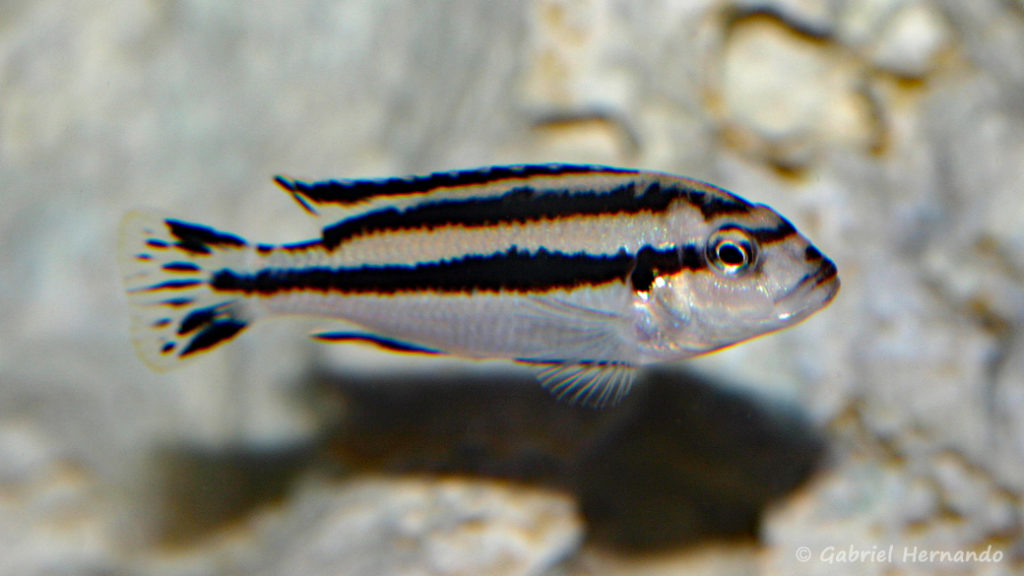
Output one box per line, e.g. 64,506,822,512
644,201,839,357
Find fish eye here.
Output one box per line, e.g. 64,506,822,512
707,227,757,275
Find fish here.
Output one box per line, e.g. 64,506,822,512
118,163,839,407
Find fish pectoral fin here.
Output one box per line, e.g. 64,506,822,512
312,331,443,355
528,361,637,408
515,295,629,360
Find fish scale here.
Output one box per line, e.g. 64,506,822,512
119,164,839,407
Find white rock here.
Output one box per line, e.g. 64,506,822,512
870,3,950,77
718,15,872,165
258,477,582,576
0,422,57,487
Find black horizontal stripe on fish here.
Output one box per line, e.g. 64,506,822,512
630,244,703,292
804,245,824,262
788,258,839,295
813,259,839,287
697,194,753,219
320,181,684,249
275,164,632,208
748,219,797,244
211,245,698,295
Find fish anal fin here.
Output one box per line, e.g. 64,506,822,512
312,331,442,355
532,361,637,408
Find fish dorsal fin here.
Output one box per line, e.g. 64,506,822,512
274,175,393,225
532,361,637,408
273,164,639,225
274,175,381,224
274,175,320,215
275,174,432,229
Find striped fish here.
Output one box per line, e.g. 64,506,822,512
119,164,838,407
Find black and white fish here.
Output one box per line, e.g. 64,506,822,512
119,164,838,407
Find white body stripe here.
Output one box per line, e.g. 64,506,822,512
263,209,703,269
259,284,641,363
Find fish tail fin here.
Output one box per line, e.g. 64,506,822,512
118,211,257,371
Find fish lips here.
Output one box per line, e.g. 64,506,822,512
773,258,840,324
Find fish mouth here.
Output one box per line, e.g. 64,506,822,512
774,258,840,322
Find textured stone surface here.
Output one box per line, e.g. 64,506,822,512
3,1,1024,575
133,477,581,576
265,478,580,576
0,421,117,576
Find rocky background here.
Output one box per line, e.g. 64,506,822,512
2,0,1023,574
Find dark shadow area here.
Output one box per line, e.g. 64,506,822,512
149,442,318,547
147,365,826,551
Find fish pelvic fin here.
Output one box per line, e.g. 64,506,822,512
529,361,638,408
118,211,256,371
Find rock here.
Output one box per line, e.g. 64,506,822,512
138,477,581,576
733,0,841,33
716,12,874,167
868,3,951,78
264,478,581,576
0,421,117,576
0,422,56,487
761,453,1021,576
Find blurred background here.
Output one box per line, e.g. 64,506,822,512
2,1,1023,574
